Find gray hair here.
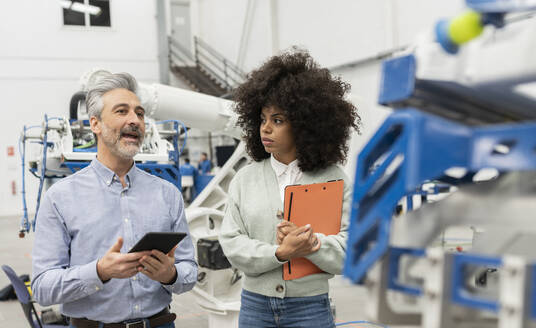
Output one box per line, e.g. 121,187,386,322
86,72,138,119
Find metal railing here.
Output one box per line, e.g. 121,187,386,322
169,37,195,66
168,36,246,92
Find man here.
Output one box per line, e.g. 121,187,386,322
179,158,196,202
198,152,212,174
32,72,197,328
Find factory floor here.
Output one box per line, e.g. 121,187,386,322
0,215,414,328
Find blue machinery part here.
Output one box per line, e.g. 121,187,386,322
343,108,536,284
19,118,187,234
451,253,502,312
378,55,536,124
466,0,536,12
60,119,187,190
387,247,426,296
19,125,32,234
61,161,182,189
387,250,508,313
435,0,536,55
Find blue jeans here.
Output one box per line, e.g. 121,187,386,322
239,290,335,328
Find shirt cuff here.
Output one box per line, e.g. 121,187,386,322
305,233,326,262
273,245,288,264
79,259,104,294
164,261,197,294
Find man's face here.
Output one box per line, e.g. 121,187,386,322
90,88,145,160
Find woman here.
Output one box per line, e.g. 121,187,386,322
219,49,361,328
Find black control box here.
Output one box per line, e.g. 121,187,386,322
197,239,232,270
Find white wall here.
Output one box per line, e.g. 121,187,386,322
0,0,162,216
190,0,465,176
192,0,465,70
1,0,468,216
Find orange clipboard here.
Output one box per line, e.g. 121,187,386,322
282,179,344,280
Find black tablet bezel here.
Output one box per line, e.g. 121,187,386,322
128,232,186,254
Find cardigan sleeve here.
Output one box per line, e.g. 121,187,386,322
218,176,283,277
304,176,352,274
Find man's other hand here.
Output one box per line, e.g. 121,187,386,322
138,245,178,284
97,237,150,282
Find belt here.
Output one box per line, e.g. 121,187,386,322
70,308,177,328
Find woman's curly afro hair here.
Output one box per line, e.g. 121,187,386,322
233,48,361,172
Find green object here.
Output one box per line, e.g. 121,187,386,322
74,139,95,149
448,11,484,45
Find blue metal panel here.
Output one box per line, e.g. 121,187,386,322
193,174,214,198
378,55,416,106
62,161,90,174
387,247,426,296
69,119,90,125
451,253,502,312
344,109,536,284
405,195,413,211
73,147,97,153
466,0,536,12
61,161,182,190
139,163,181,190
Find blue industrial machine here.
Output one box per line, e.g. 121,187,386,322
18,114,186,235
344,1,536,327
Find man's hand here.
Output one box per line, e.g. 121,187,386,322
138,245,178,284
275,224,321,261
97,237,150,282
276,221,297,244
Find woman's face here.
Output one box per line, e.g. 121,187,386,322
260,106,297,164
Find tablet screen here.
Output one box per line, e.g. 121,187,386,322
128,232,187,254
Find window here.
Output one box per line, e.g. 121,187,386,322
62,0,111,27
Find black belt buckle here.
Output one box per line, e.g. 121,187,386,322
125,319,146,328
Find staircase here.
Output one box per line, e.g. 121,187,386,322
169,37,246,97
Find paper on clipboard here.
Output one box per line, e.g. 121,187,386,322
282,179,344,280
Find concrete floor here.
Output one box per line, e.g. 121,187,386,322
0,214,412,328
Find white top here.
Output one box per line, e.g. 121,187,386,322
270,155,303,203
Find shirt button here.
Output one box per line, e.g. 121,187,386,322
275,284,284,293
134,305,139,310
124,218,129,223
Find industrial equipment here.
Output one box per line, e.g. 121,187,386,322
344,1,536,327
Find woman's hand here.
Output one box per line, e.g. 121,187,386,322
276,221,297,244
275,224,321,261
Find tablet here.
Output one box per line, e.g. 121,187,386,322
128,232,186,254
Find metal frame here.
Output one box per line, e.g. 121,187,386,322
344,108,536,284
450,253,502,312
388,247,426,296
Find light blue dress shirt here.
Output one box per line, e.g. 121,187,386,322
32,158,198,323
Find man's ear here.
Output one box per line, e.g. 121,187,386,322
90,116,101,135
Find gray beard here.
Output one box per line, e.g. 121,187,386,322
100,123,143,160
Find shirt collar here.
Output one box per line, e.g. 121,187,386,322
270,155,300,177
90,158,137,187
